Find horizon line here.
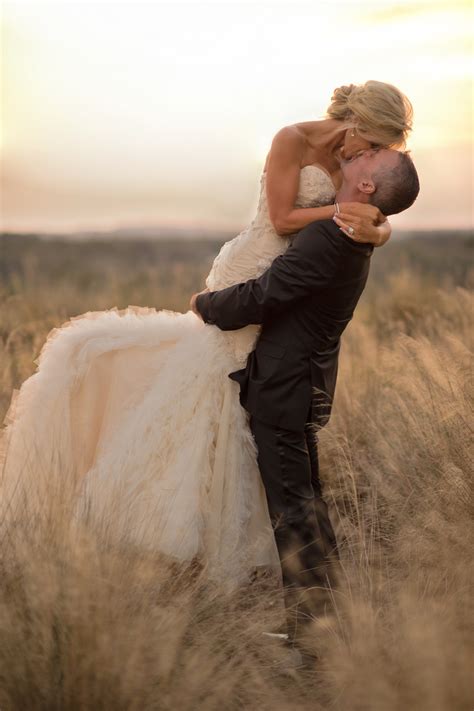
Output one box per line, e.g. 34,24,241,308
2,226,473,241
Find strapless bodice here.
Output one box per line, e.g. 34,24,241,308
205,165,336,292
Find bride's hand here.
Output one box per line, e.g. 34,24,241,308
333,202,391,246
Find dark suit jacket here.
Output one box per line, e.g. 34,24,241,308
196,219,373,432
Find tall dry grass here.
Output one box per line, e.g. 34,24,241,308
317,275,473,710
0,245,472,710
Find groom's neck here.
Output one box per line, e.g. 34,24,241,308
336,184,369,206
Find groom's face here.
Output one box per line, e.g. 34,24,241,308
342,147,400,187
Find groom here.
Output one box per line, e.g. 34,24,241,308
191,148,419,646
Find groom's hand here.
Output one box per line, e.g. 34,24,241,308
190,288,209,319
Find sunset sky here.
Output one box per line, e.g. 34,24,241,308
1,0,473,234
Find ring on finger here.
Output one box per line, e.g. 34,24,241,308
348,226,355,235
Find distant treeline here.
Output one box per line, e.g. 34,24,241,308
0,231,472,315
368,230,473,290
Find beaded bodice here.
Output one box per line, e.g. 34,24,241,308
205,165,336,291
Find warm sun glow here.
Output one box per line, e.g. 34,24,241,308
1,0,473,233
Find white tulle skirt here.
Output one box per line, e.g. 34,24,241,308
0,306,280,585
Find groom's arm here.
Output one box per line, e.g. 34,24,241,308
195,221,340,331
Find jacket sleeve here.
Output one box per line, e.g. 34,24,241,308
195,221,341,331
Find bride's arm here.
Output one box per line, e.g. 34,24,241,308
265,128,336,234
266,128,387,245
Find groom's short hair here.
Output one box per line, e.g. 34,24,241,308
370,152,420,216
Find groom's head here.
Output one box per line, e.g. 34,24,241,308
339,148,419,215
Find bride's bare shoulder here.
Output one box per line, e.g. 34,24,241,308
263,125,306,170
271,124,306,144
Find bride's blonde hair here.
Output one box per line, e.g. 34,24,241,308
326,80,413,148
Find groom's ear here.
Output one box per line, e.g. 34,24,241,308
357,178,376,196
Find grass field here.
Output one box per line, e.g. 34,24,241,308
0,231,472,710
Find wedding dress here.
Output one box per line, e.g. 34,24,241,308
0,166,336,585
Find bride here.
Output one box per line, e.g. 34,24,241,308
0,81,412,585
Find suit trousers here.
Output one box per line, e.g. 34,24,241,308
249,414,340,642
